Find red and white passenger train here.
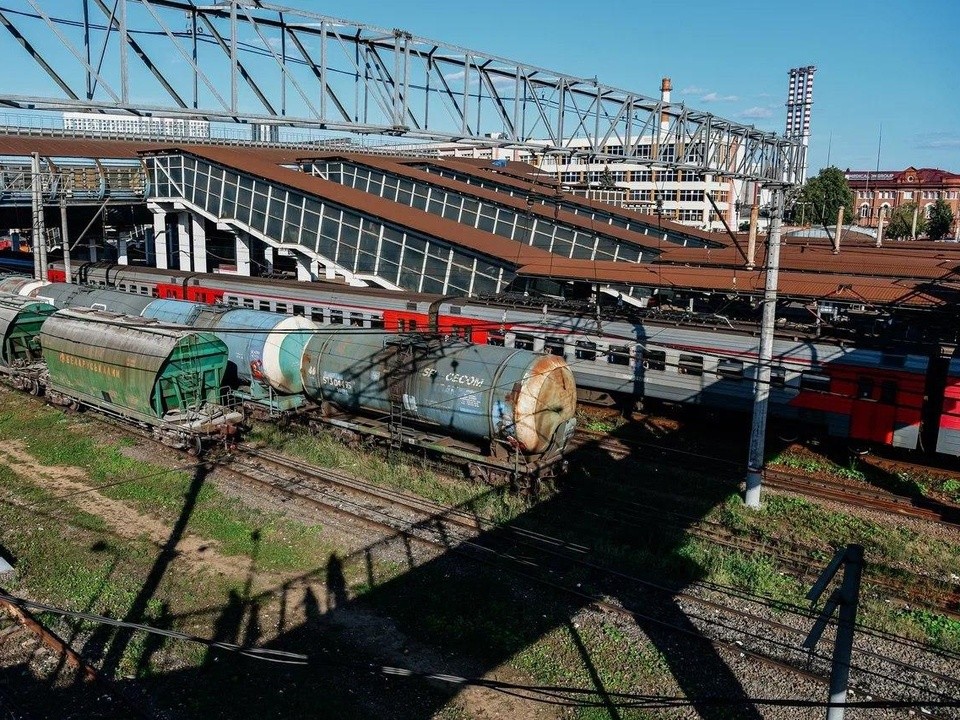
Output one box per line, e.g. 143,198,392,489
30,262,960,458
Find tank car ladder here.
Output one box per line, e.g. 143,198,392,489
386,341,413,452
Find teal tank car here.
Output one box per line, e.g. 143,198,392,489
40,308,242,450
301,332,577,457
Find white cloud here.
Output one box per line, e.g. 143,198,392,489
680,85,704,94
700,92,738,103
738,106,773,119
916,134,960,149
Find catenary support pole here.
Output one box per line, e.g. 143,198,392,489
31,152,42,280
60,196,71,283
826,544,864,720
833,205,844,254
745,183,759,269
745,186,784,508
875,216,884,249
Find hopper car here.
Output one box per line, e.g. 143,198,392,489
0,293,242,451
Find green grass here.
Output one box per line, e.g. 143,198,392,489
248,421,534,524
768,448,866,481
4,387,960,717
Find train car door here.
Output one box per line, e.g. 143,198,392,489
849,376,894,444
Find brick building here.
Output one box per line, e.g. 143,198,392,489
844,167,960,238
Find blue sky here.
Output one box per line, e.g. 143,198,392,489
305,0,959,175
2,0,957,176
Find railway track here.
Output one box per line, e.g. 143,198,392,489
0,593,150,719
213,445,960,715
573,426,960,528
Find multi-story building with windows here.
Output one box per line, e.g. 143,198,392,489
845,167,960,238
63,112,210,139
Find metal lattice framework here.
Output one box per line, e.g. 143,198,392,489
0,0,805,183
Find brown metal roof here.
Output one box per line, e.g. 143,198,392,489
516,258,946,307
0,135,304,162
418,156,729,247
293,150,687,257
146,145,553,268
655,242,960,281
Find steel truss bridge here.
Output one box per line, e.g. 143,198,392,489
0,0,804,184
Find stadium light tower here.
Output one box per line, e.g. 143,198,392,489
785,66,816,183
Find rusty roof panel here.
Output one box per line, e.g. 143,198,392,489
516,258,945,307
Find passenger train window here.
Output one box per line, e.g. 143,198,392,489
575,340,597,361
139,287,148,295
276,303,288,314
371,316,385,330
770,367,786,387
718,358,744,380
880,380,898,404
544,337,566,358
857,377,874,400
119,283,127,291
488,333,505,347
258,301,270,311
608,345,631,366
641,349,665,371
311,309,324,322
349,313,364,327
243,298,254,309
514,334,535,351
293,305,305,316
452,325,473,341
679,354,704,376
330,310,344,324
800,371,831,392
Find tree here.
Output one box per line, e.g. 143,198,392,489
599,165,617,190
884,202,927,240
794,167,855,226
926,199,955,241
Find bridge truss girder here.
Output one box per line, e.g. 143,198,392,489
0,0,804,184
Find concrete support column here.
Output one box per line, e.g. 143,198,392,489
323,262,336,280
235,233,251,275
191,215,208,273
295,253,313,281
117,235,128,265
263,245,274,274
177,212,191,271
152,211,169,269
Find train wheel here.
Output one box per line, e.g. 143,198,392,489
467,463,489,484
187,436,202,457
28,380,40,396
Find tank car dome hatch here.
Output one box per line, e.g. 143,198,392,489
510,353,577,454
